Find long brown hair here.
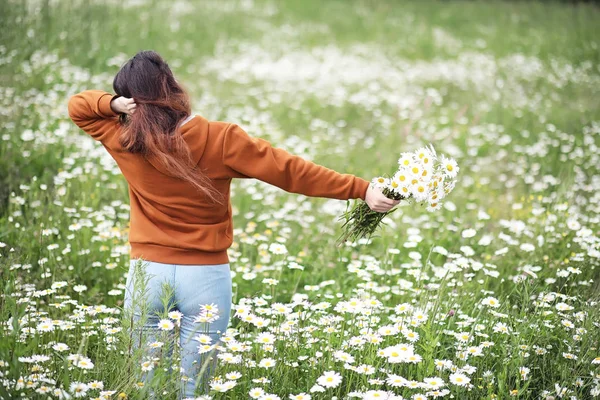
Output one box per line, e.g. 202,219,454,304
113,50,223,204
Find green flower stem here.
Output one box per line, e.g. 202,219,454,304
336,187,405,247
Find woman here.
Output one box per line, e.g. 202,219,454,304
67,50,399,399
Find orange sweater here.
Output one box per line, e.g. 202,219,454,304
67,90,370,265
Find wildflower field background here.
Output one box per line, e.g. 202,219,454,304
1,0,600,399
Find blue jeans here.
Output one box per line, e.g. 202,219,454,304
124,258,232,399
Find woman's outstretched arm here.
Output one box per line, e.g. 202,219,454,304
222,123,399,211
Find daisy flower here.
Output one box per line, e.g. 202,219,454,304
408,163,423,178
363,390,393,399
289,394,312,400
256,332,276,345
393,170,409,185
424,377,445,389
52,343,69,352
249,388,265,399
397,153,413,168
449,372,470,386
194,334,212,344
411,183,429,202
69,382,88,396
268,243,287,255
168,310,183,324
372,176,390,189
226,371,242,380
481,297,500,308
259,394,281,400
389,177,401,193
316,371,343,388
426,202,442,212
440,155,459,178
157,319,174,331
259,358,276,368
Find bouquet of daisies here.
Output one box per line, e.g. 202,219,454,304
337,144,459,246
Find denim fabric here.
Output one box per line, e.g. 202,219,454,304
124,258,232,399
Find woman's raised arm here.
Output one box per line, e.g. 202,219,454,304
67,90,120,142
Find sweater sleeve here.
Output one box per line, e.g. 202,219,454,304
67,90,120,142
222,123,370,200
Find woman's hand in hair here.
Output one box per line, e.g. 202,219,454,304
365,185,400,213
110,96,137,115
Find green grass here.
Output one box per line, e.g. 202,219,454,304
1,0,599,399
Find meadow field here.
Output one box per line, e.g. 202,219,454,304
1,0,600,399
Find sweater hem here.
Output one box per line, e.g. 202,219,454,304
130,242,230,265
